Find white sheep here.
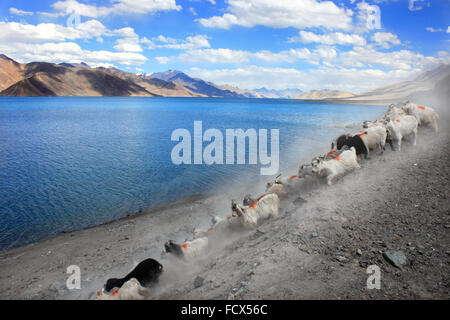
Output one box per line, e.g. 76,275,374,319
298,163,314,178
164,237,209,260
95,278,150,300
192,214,236,239
265,181,287,199
266,174,301,199
362,119,385,129
231,193,280,228
385,115,418,151
402,101,439,132
383,104,406,121
311,147,360,185
357,126,388,156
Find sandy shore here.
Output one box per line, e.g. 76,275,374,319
0,105,448,300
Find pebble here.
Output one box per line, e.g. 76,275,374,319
194,276,204,288
382,250,407,268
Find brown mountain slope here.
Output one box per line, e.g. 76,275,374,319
0,67,156,97
0,54,25,91
100,68,204,97
0,76,56,96
0,55,204,97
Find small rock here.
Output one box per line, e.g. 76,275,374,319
193,276,204,288
49,281,67,294
336,256,348,263
383,251,407,268
234,287,245,297
356,249,362,256
311,232,318,238
293,197,307,207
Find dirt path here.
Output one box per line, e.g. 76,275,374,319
153,126,450,300
0,113,448,300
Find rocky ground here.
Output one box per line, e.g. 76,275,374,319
0,110,448,300
153,126,449,300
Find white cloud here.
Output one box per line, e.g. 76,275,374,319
189,7,197,16
112,27,143,52
426,27,443,32
187,65,424,92
197,0,353,30
151,34,210,50
155,56,170,64
52,0,181,18
0,42,148,66
289,31,366,46
153,35,177,44
371,32,401,48
170,46,337,65
447,26,450,33
0,20,108,43
179,48,250,64
140,37,155,49
0,21,149,66
339,46,449,71
113,41,143,53
9,8,34,16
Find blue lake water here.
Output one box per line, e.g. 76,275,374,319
0,97,385,251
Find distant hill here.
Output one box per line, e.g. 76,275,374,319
253,88,304,99
340,64,450,103
0,58,156,97
216,84,264,98
294,90,355,100
149,70,256,98
2,54,448,102
407,71,450,108
0,56,252,98
0,54,25,92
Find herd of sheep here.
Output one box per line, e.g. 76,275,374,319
94,100,439,300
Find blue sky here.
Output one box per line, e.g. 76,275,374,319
0,0,448,92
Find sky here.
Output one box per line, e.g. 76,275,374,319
0,0,449,93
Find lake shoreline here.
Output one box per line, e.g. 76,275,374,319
0,97,385,251
0,108,447,299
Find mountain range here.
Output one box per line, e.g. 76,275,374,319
338,64,450,104
0,55,258,98
294,90,355,100
0,54,448,103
